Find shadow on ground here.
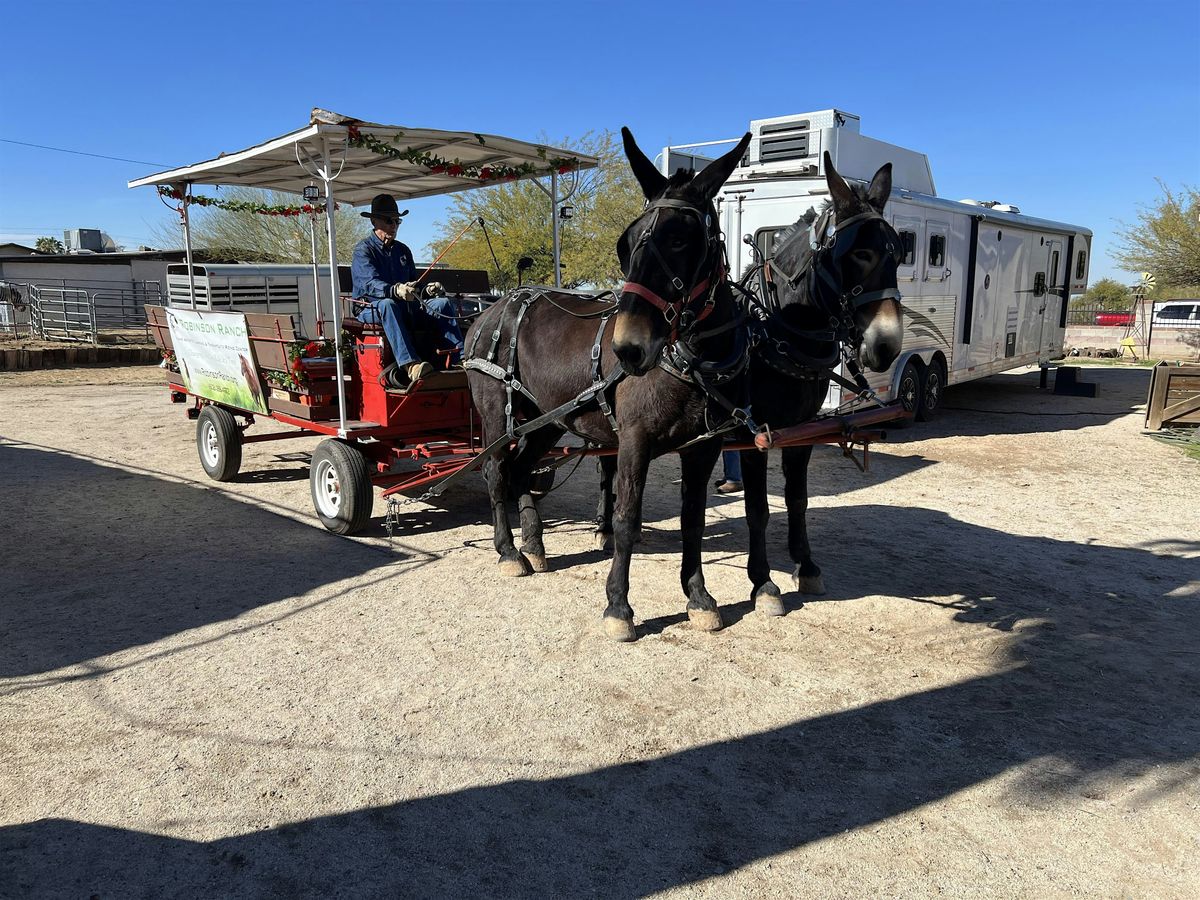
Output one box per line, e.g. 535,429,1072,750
0,440,416,679
885,365,1150,443
3,488,1197,896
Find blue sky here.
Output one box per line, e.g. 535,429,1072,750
2,0,1197,284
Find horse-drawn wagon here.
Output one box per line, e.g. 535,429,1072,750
133,110,907,556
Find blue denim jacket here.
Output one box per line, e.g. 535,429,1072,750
351,232,417,300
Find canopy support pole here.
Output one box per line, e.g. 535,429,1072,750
180,183,197,308
551,170,561,288
309,211,323,337
320,137,348,437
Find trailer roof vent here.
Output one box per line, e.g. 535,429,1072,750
746,110,860,168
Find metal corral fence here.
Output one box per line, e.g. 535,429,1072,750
19,279,161,344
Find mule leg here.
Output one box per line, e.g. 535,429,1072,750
678,439,723,631
602,438,651,641
781,444,825,594
511,426,564,573
742,447,784,616
482,449,529,577
593,455,617,551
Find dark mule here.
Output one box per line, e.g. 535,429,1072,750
738,158,903,613
464,128,752,641
594,154,903,614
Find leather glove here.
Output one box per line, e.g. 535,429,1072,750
391,282,418,302
424,281,446,299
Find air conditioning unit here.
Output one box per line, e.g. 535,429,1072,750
746,109,860,168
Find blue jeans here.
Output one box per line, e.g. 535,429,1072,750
721,449,742,483
357,297,463,367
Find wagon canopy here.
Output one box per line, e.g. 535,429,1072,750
128,108,599,203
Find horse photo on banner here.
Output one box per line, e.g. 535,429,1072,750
165,309,268,414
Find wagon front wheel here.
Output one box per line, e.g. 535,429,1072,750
196,405,242,482
310,439,374,535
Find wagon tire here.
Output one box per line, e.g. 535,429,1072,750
917,358,947,422
895,359,924,428
196,405,242,481
310,439,374,535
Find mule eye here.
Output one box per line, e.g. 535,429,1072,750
852,249,875,264
669,239,687,251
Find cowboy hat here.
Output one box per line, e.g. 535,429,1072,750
360,194,410,221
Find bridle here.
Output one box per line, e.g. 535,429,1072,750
619,198,726,343
763,205,903,349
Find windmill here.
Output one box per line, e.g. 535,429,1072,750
1124,272,1156,357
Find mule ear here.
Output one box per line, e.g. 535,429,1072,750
824,151,855,211
691,132,751,201
622,126,667,200
866,162,892,214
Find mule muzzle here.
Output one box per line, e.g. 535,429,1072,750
612,304,666,376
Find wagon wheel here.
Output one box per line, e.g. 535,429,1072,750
916,357,947,422
310,439,374,535
895,359,924,427
196,405,242,482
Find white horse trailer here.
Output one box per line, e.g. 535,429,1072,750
166,263,331,334
663,110,1092,416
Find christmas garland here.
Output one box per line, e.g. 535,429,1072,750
346,125,579,183
157,185,336,218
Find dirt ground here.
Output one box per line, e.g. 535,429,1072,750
1,364,1197,898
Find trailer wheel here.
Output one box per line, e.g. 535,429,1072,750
896,360,924,426
196,406,242,481
310,439,374,535
917,358,947,422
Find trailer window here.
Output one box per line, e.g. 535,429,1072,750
1075,250,1087,280
928,234,946,268
899,231,916,266
1051,250,1060,286
755,226,788,261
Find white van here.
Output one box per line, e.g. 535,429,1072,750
1152,300,1200,328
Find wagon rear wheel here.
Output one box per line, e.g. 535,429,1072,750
196,405,242,482
310,439,374,535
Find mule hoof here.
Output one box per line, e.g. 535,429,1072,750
755,584,785,617
593,530,613,552
524,552,549,573
603,616,637,642
499,558,530,577
688,607,723,632
792,567,826,595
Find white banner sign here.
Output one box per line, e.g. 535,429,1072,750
166,308,268,414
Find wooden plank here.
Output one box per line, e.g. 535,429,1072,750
1147,362,1171,430
1160,392,1200,425
1166,375,1200,392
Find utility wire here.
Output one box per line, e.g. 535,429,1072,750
0,138,171,168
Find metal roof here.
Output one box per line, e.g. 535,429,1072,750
128,108,599,206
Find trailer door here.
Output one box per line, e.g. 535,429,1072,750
1039,239,1065,357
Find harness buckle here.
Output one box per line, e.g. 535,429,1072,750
591,342,601,361
671,276,684,292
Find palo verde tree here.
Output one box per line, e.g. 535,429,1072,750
428,130,644,292
1076,277,1131,311
1113,182,1200,290
153,188,363,263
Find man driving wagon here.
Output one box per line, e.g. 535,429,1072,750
351,193,464,386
